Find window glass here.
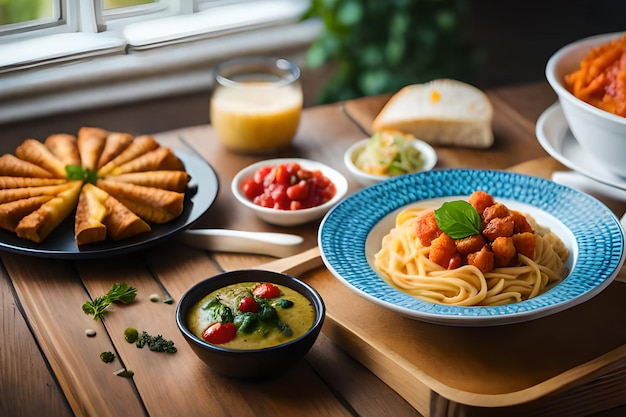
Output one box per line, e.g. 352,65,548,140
0,0,55,26
103,0,157,10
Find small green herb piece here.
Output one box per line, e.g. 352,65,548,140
107,283,138,304
234,312,258,334
65,164,98,184
124,327,139,343
82,282,138,321
202,297,234,323
82,295,112,320
135,331,177,353
434,200,482,239
100,351,116,363
273,298,294,309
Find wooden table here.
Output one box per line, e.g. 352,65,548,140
2,82,626,417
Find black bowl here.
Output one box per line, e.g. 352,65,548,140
176,269,325,379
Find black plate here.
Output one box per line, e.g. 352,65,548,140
0,150,219,259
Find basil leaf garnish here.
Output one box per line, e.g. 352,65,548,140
65,164,85,180
65,164,98,184
434,200,481,239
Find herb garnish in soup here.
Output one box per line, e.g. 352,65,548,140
187,282,315,349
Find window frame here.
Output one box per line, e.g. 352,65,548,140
0,0,319,124
0,0,73,39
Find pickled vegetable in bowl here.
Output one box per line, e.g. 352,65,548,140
354,131,426,176
344,132,437,187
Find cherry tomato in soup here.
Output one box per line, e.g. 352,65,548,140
202,322,237,344
238,296,260,313
252,282,281,299
241,162,336,210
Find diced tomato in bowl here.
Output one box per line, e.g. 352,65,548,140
231,158,348,226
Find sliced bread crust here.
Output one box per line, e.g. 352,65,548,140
372,79,494,148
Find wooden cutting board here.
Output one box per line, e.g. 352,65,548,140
254,247,626,417
259,157,626,417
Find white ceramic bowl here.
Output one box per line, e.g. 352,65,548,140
231,158,348,226
546,32,626,177
343,137,438,187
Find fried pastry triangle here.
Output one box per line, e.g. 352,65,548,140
0,195,54,232
77,127,108,171
75,183,108,247
15,180,83,243
0,154,56,178
75,183,151,247
109,197,180,224
102,192,151,241
0,182,77,204
0,176,66,189
97,135,160,176
107,147,185,176
96,179,184,224
44,134,80,166
102,170,190,192
15,139,67,178
98,132,134,169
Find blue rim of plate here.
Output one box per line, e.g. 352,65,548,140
318,169,626,326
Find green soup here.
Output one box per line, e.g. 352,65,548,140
187,282,315,350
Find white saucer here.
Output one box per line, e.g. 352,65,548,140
536,103,626,191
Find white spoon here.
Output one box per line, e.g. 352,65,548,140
179,229,304,258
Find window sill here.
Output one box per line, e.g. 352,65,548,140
0,19,321,125
0,33,126,73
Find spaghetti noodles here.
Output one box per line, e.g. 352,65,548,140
375,192,569,306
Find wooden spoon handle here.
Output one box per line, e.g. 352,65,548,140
257,246,322,277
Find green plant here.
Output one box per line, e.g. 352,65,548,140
302,0,480,103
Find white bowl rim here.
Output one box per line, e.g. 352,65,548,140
231,157,348,215
343,137,438,182
546,31,626,125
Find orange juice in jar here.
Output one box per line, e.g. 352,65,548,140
210,57,303,153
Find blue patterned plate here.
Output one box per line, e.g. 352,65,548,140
318,169,625,326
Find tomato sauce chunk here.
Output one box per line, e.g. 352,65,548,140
242,162,336,210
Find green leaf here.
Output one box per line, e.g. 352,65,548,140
82,282,138,321
65,164,98,184
66,164,86,180
82,296,112,321
434,200,481,239
108,283,137,304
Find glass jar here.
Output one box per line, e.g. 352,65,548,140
210,57,303,154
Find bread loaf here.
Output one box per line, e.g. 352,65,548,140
372,79,494,148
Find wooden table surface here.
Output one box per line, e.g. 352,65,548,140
2,82,626,417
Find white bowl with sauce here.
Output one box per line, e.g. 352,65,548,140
546,32,626,177
344,136,438,187
231,158,348,226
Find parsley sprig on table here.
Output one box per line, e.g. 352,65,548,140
82,283,138,321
